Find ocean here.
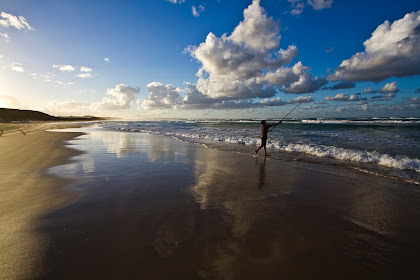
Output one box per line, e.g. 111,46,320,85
103,117,420,185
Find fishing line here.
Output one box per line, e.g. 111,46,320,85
271,78,330,131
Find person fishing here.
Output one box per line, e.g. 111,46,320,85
255,120,282,156
254,78,328,156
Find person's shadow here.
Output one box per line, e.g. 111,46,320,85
255,157,267,189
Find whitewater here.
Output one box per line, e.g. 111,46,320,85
103,117,420,184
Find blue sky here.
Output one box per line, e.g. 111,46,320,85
0,0,419,119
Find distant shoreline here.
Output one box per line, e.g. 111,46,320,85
0,108,110,123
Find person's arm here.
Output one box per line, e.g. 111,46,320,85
269,120,282,131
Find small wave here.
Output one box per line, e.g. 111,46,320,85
105,123,420,174
301,118,420,125
270,142,420,173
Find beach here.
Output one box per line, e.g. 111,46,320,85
1,124,420,279
0,123,85,279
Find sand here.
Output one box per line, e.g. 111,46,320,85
0,123,86,279
2,125,420,279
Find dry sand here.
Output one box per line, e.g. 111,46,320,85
0,123,86,279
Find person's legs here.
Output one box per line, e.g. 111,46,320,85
255,137,267,154
255,144,263,154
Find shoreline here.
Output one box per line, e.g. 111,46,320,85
36,127,420,279
0,123,88,280
2,124,420,279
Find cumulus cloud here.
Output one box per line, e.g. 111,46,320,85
323,82,356,90
325,93,361,101
192,5,205,17
0,12,33,30
80,66,92,72
379,81,399,93
141,0,324,111
53,64,75,72
104,57,110,62
229,0,280,52
93,84,140,110
364,81,399,93
181,0,322,108
76,73,92,78
140,82,180,110
331,11,420,82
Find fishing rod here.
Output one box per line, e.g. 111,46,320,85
270,78,329,131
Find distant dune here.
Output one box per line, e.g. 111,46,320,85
0,108,107,122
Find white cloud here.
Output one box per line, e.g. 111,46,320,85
0,95,26,109
10,64,24,72
229,0,280,52
364,87,373,94
93,84,140,110
364,81,399,94
140,82,180,110
54,80,74,86
0,32,10,41
192,5,205,17
407,97,420,109
325,93,361,101
0,12,33,30
167,0,186,4
104,57,110,62
261,95,314,106
44,101,92,116
331,11,420,81
262,61,326,94
288,0,305,16
53,64,75,72
140,0,324,111
379,81,399,93
80,66,92,72
184,0,322,101
307,0,333,10
288,0,333,16
76,73,92,78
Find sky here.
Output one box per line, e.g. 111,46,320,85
0,0,419,119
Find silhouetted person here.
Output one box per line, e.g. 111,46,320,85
255,120,282,156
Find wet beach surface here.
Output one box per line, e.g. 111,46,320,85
37,127,420,279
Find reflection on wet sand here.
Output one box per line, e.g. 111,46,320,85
188,150,293,277
256,157,266,189
92,129,143,158
38,128,420,279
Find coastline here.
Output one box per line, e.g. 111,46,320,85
1,124,420,279
0,123,87,279
36,127,420,279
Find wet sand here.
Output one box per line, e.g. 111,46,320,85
36,127,420,279
2,126,420,279
0,123,86,279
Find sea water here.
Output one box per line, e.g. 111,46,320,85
103,117,420,185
